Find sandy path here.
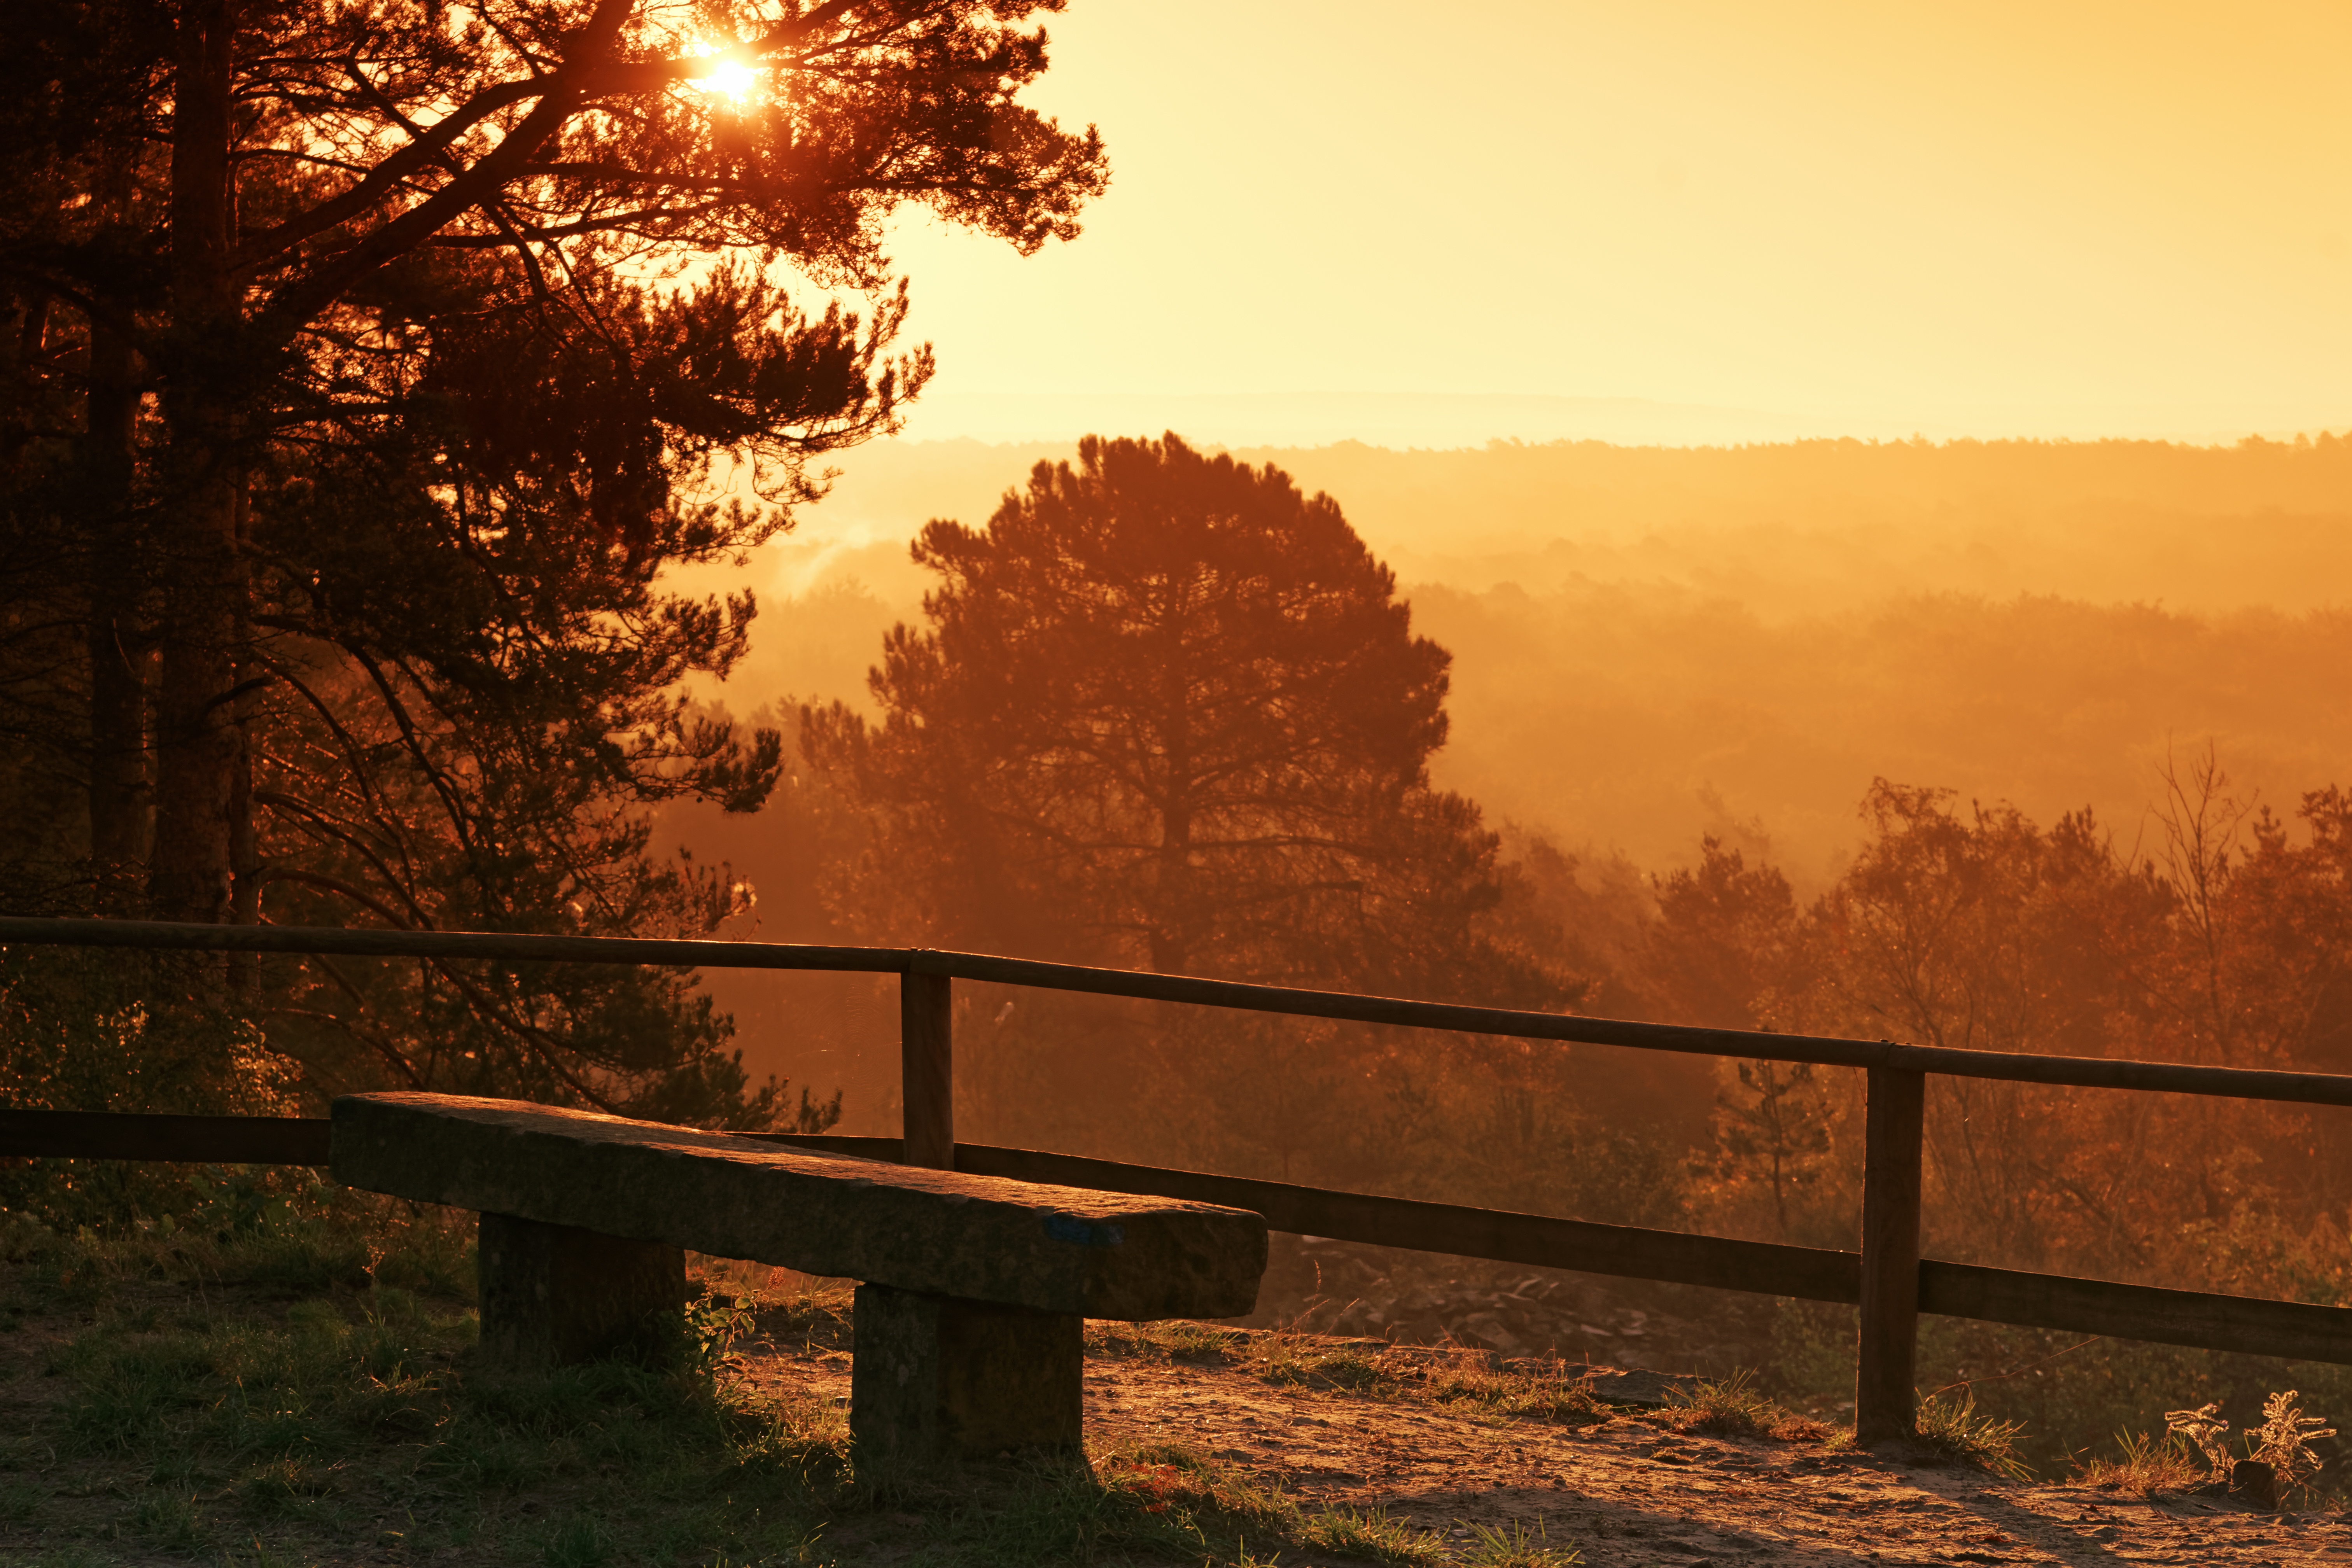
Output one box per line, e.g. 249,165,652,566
742,1335,2352,1566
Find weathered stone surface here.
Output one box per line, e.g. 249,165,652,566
850,1284,1082,1462
476,1213,684,1370
331,1093,1265,1320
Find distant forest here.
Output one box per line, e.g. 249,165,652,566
705,429,2352,878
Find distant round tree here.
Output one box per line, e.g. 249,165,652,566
809,433,1564,1004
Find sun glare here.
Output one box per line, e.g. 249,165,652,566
690,55,758,103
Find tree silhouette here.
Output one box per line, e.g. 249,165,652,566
0,0,1104,918
810,433,1563,1002
0,0,1103,1121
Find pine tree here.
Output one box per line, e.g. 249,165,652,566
0,0,1105,1122
811,430,1478,984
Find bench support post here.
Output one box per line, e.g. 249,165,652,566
1855,1066,1926,1445
476,1213,686,1370
850,1283,1081,1465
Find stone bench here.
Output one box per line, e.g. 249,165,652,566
329,1092,1266,1465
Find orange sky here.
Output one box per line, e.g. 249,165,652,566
876,0,2352,443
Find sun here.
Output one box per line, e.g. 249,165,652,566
689,55,759,105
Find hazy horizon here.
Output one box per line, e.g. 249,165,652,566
672,427,2352,901
882,393,2352,452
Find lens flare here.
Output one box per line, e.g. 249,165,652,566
690,55,758,104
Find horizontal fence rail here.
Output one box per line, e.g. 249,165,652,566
0,1108,332,1165
5,915,2352,1445
5,915,2352,1106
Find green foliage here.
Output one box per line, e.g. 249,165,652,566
0,943,317,1226
1084,1317,1240,1363
24,1258,842,1564
538,1512,618,1568
677,1285,760,1380
1244,1329,1395,1395
1756,1300,2352,1484
1418,1358,1610,1428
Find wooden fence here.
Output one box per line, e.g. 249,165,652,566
4,914,2350,1444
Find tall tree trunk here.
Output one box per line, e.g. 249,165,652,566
1150,604,1194,973
1152,799,1192,974
150,0,245,925
84,280,147,908
228,485,262,989
0,293,47,475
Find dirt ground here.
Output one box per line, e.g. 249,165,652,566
745,1326,2352,1568
8,1249,2346,1566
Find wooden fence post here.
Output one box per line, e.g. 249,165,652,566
900,962,954,1170
1855,1065,1926,1444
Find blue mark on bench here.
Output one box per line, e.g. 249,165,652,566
1045,1213,1126,1247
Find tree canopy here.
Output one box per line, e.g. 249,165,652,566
0,0,1105,1124
807,433,1568,1006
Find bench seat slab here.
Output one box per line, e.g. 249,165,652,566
331,1093,1265,1320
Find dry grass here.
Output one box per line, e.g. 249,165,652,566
1415,1356,1611,1428
1915,1390,2034,1481
1458,1515,1586,1566
1084,1316,1244,1365
2072,1430,2207,1496
1659,1371,1827,1442
1246,1328,1399,1395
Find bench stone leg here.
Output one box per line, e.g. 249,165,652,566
850,1284,1082,1464
476,1213,685,1370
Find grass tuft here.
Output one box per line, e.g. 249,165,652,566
1092,1443,1448,1565
2072,1429,2205,1495
1246,1328,1397,1393
1302,1501,1444,1565
1662,1370,1827,1442
1916,1390,2033,1481
130,1487,206,1553
539,1511,618,1568
1461,1515,1584,1566
1085,1316,1239,1364
1421,1356,1610,1427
